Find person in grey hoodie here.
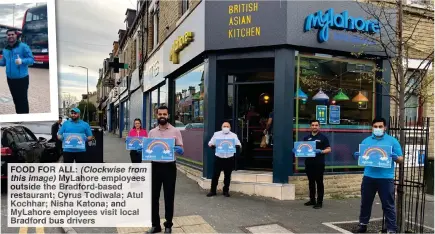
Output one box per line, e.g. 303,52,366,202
0,29,34,114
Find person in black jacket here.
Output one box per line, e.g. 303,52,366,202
51,117,63,156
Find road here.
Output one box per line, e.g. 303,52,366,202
0,66,51,115
1,134,433,233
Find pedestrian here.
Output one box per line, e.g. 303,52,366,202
147,106,184,234
207,121,241,197
263,110,274,145
51,116,63,156
0,29,34,114
57,107,93,163
293,119,331,209
353,117,403,233
127,118,147,163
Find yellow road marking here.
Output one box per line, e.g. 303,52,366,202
18,226,27,234
36,226,45,234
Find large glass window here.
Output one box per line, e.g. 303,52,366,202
149,88,159,129
174,64,205,164
123,100,130,132
294,53,376,173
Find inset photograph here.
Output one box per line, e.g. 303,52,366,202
0,0,58,122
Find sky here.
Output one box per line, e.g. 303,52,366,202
0,0,136,103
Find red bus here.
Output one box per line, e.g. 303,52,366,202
0,24,21,60
21,4,49,65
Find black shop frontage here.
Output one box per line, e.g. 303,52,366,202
163,0,396,183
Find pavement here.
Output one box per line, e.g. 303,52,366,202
1,134,433,233
0,66,51,115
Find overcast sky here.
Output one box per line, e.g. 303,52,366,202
0,0,136,102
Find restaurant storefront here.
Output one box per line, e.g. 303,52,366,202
148,0,394,183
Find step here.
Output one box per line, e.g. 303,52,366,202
218,170,273,184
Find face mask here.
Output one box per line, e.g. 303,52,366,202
222,127,230,134
158,117,168,125
373,128,384,136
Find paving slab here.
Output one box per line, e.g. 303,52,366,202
246,224,293,233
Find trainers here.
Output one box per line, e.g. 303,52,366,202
206,191,216,197
304,200,316,206
354,224,367,233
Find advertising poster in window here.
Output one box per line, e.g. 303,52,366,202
199,100,204,118
329,105,340,124
316,105,327,125
194,101,199,119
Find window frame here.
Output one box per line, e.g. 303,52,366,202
181,0,189,16
152,4,160,48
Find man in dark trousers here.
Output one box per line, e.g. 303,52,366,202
353,117,403,233
207,121,241,197
57,108,93,163
147,106,184,234
294,120,331,209
51,117,63,156
0,29,34,114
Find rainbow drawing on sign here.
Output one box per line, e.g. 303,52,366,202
217,140,234,150
362,147,389,161
64,134,83,144
128,138,143,146
297,143,314,153
145,140,171,155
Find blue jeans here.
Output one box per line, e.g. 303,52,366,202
359,176,397,232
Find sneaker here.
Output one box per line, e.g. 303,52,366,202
304,200,316,206
354,224,367,233
313,202,322,209
206,191,216,197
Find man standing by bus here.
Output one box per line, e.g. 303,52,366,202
0,29,34,114
57,108,93,163
147,106,184,234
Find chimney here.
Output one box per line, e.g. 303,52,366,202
118,29,126,43
125,9,137,30
112,41,119,54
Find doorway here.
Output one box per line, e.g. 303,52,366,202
226,72,274,170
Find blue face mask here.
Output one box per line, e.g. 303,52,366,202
373,128,384,136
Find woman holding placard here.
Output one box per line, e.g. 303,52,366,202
127,118,148,163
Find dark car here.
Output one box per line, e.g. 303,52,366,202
1,125,61,192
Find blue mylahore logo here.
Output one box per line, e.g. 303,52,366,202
304,8,380,43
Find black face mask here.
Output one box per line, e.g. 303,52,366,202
158,117,168,125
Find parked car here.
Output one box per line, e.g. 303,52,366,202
1,125,61,193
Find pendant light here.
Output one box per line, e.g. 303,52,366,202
333,88,350,101
352,73,369,104
312,88,329,101
295,87,308,100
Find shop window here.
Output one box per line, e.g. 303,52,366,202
150,88,159,128
404,70,422,125
294,53,376,173
181,0,189,15
152,4,159,48
174,64,205,164
124,100,130,131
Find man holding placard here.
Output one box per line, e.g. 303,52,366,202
293,120,331,209
57,107,93,163
207,121,241,198
353,118,403,233
146,106,184,234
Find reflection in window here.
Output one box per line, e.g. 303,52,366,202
150,89,158,128
175,64,205,130
159,83,168,107
124,100,130,131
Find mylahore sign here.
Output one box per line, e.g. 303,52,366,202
304,8,380,43
169,32,194,64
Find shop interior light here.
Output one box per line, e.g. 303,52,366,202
295,87,308,100
333,89,350,101
352,91,369,103
312,89,329,101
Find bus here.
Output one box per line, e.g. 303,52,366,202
0,24,21,60
21,4,49,66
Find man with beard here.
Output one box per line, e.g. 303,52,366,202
293,120,331,209
147,106,184,234
51,116,63,156
0,29,34,114
57,108,93,163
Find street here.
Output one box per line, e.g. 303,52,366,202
1,134,433,233
0,66,51,115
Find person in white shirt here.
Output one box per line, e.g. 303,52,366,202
207,121,241,197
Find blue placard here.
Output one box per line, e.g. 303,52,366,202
329,105,341,124
215,139,236,154
142,138,175,161
63,133,86,150
294,141,316,157
358,144,392,168
126,137,144,150
316,105,328,125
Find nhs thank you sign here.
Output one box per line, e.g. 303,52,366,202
126,137,144,151
358,144,392,168
294,141,316,157
215,139,236,154
63,133,86,150
304,8,380,43
142,138,175,161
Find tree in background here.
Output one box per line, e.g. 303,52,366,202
61,93,78,116
77,100,96,123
